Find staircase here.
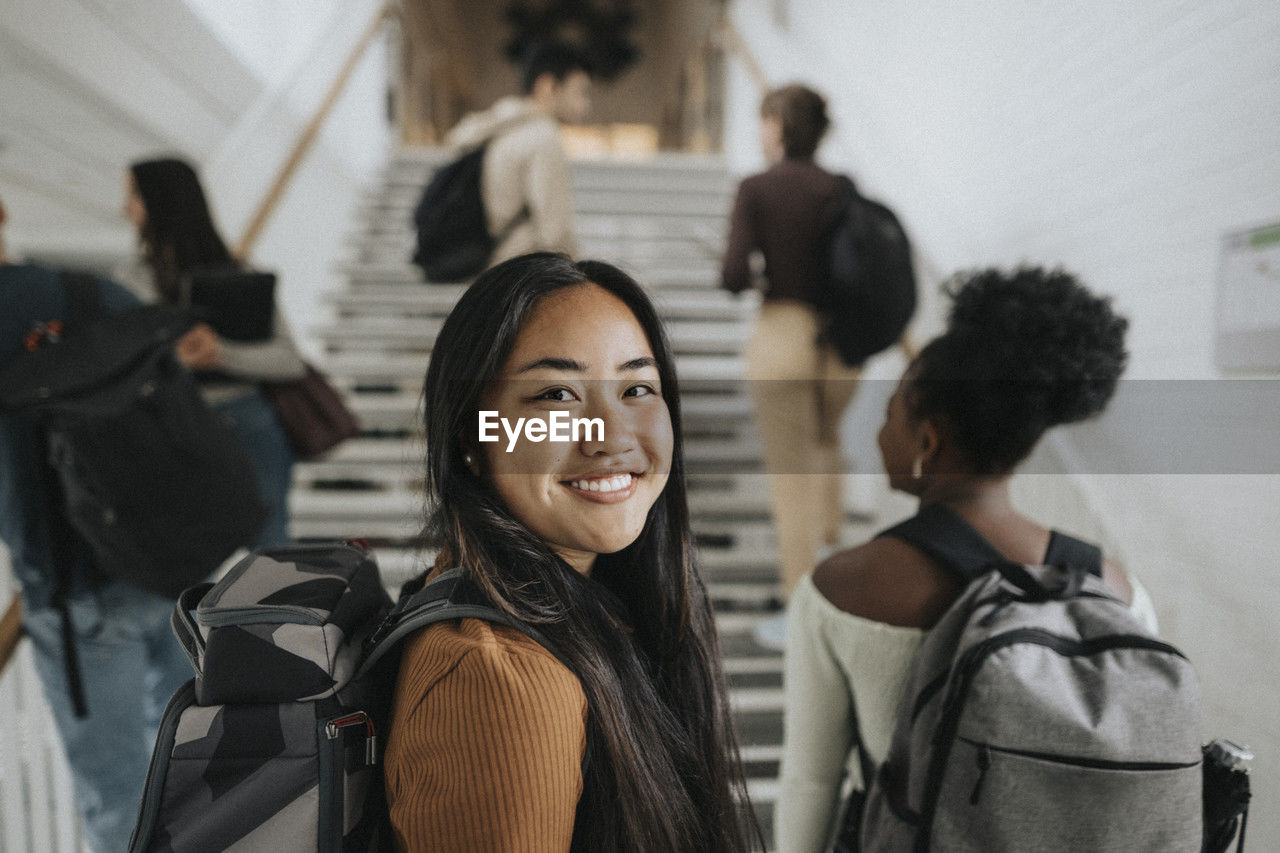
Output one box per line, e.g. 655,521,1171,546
295,149,878,843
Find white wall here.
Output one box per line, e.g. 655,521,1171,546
726,0,1280,844
184,0,393,360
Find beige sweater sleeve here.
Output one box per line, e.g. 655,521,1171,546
214,306,306,382
522,129,578,258
777,574,923,853
385,618,587,852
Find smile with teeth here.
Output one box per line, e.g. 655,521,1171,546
566,473,635,493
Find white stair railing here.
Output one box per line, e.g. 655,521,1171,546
0,552,84,853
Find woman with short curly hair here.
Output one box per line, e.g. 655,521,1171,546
776,267,1159,852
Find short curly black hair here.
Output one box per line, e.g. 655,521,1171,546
906,267,1128,476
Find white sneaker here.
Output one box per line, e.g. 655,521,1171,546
752,612,788,651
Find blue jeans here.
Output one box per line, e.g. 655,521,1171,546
214,391,295,548
24,581,193,853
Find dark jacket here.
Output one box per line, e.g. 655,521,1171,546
0,264,137,610
720,157,841,305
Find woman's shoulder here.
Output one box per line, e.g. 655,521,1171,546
396,617,586,710
810,537,965,630
808,530,1143,629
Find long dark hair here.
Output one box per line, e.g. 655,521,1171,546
421,253,760,852
129,157,235,302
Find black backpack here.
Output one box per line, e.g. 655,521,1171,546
815,176,917,366
0,273,268,598
411,142,529,283
130,542,566,852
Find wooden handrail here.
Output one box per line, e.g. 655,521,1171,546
718,15,769,93
235,2,395,259
0,597,22,679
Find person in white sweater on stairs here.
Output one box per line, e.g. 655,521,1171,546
446,40,592,267
777,267,1158,852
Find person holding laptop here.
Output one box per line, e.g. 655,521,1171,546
120,157,304,546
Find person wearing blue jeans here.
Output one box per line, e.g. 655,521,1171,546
21,583,191,851
0,201,195,852
214,391,295,547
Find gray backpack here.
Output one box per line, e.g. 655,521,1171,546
852,505,1204,853
129,541,561,852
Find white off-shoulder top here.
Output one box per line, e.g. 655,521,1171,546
776,569,1159,853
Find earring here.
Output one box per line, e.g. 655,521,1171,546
911,454,924,480
463,452,476,468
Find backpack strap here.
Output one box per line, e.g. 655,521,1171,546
357,568,569,678
876,503,1009,582
822,175,859,228
33,427,90,717
880,504,1102,600
849,685,877,792
25,272,107,719
1044,531,1103,578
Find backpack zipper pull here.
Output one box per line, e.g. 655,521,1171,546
969,744,993,804
326,711,378,765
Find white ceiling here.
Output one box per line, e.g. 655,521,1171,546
0,0,264,260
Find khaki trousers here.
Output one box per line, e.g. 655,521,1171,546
745,300,861,599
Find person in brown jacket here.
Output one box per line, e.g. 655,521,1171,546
721,85,862,650
385,253,762,852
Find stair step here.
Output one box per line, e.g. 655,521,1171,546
345,233,721,264
363,188,730,219
368,544,784,607
321,354,748,387
728,687,785,713
292,472,857,522
723,656,784,676
326,383,754,427
350,213,726,246
324,286,753,321
308,434,765,469
313,317,748,356
384,150,731,191
290,478,865,525
291,517,876,575
368,545,779,590
336,262,725,290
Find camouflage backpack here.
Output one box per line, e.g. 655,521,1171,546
129,541,562,852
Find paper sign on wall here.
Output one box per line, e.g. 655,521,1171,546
1216,221,1280,370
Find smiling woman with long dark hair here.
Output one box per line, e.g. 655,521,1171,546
383,253,760,852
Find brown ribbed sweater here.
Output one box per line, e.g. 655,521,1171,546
384,617,588,852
